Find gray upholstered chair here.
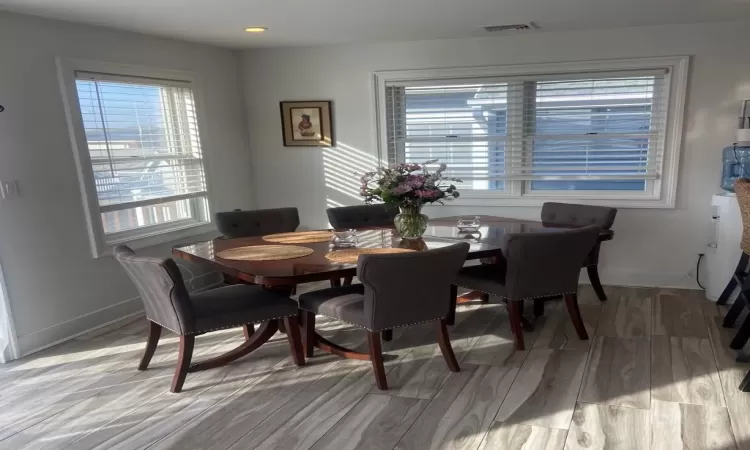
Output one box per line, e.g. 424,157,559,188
114,245,304,393
215,207,300,239
326,204,398,230
326,204,398,289
298,242,470,390
454,225,601,350
540,202,617,305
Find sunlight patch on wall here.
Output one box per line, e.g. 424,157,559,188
323,142,383,209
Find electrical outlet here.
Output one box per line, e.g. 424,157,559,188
0,180,19,199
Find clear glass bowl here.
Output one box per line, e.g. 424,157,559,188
331,229,358,247
456,216,481,232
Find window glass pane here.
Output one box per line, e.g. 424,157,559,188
75,77,208,235
530,77,654,191
101,197,207,235
398,85,507,191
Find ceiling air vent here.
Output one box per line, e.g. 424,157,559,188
484,22,538,33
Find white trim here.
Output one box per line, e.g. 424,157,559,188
17,296,144,357
373,56,689,209
56,58,215,258
0,261,19,363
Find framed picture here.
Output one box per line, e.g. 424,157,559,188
279,101,334,147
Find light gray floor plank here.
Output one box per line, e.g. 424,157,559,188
150,356,339,450
596,289,653,339
395,364,518,450
650,400,737,450
464,305,551,367
63,334,293,450
495,348,588,430
1,286,745,450
578,336,650,409
381,304,498,399
705,315,750,450
565,402,650,450
226,361,375,450
479,422,567,450
310,394,428,450
653,293,709,338
534,304,602,352
651,336,726,407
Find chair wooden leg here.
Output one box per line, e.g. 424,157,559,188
564,293,589,340
587,265,607,302
740,369,750,392
171,335,195,393
437,319,460,372
382,329,393,341
242,323,255,340
330,278,342,288
303,311,315,358
507,301,525,351
724,294,747,327
447,284,458,326
367,331,388,390
343,276,353,286
533,298,545,317
138,321,162,371
719,253,750,305
731,314,750,350
283,316,305,366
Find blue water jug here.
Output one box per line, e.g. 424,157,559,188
722,144,750,192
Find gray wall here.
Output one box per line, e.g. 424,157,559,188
0,12,254,354
239,21,750,289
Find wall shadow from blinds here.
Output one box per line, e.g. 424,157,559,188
322,141,382,209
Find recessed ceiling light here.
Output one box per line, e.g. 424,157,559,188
244,27,268,33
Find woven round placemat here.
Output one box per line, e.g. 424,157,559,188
216,245,314,261
326,248,415,264
262,230,333,244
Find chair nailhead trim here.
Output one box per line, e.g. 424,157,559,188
453,285,577,301
187,313,298,335
148,314,297,336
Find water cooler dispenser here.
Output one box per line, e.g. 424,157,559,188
706,101,750,301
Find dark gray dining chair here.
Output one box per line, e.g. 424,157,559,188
325,204,399,289
326,204,398,230
541,202,617,306
454,225,601,350
297,242,470,390
215,207,300,239
114,245,304,393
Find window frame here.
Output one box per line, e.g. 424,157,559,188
373,56,689,208
57,58,215,258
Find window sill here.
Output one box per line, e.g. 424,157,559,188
95,222,216,258
441,193,674,209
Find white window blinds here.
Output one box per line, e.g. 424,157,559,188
74,72,208,214
385,70,668,189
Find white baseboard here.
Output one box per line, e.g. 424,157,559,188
17,296,144,357
587,268,702,291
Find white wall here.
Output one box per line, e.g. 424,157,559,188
239,21,750,290
0,12,254,355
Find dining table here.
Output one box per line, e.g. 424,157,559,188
172,215,613,361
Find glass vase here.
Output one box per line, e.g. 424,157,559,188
394,205,428,240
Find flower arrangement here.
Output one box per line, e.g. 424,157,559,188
358,160,461,239
358,160,461,208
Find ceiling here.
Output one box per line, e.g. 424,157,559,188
2,0,750,48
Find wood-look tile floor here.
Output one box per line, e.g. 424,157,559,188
2,285,749,449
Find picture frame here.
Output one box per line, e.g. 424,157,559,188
279,101,334,147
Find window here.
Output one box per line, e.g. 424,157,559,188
376,57,688,207
58,59,212,257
